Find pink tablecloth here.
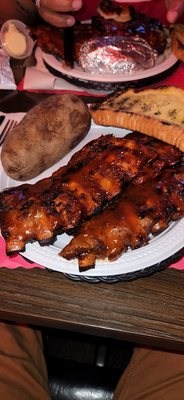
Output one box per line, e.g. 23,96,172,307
152,63,184,89
0,237,43,269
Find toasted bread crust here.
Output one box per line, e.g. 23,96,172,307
90,86,184,152
91,109,184,151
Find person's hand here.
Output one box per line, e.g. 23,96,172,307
37,0,83,27
166,0,184,23
111,0,184,23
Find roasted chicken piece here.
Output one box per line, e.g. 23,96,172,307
97,0,133,22
61,160,184,271
30,24,65,59
0,134,158,254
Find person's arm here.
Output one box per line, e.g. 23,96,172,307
0,0,38,26
36,0,82,27
0,0,83,27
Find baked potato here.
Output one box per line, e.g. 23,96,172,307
1,94,91,181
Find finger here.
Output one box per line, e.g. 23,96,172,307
38,8,76,27
166,0,184,22
41,0,82,12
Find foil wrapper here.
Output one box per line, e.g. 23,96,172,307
79,36,158,75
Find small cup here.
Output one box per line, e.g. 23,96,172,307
0,19,34,59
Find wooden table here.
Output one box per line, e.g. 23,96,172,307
0,267,184,351
0,90,183,352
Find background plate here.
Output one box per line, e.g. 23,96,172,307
42,47,178,91
1,123,183,280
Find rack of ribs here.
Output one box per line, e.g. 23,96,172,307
61,159,184,271
30,10,167,65
0,134,160,254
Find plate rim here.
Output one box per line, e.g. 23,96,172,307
19,219,184,277
63,247,184,283
42,46,178,84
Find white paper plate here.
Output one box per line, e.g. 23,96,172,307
0,122,183,278
42,46,177,84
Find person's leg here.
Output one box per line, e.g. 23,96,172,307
113,346,184,400
0,321,51,400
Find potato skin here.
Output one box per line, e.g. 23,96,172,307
1,94,91,181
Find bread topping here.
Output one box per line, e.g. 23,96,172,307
3,22,27,57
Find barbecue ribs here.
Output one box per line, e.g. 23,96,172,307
0,134,159,253
30,11,167,65
61,160,184,271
